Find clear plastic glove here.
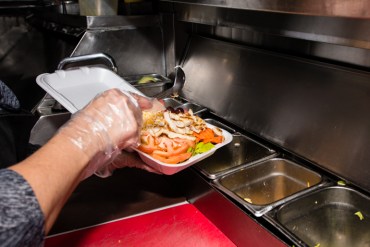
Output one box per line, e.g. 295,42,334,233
97,151,162,176
57,88,155,179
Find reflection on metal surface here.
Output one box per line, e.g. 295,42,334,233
86,15,161,29
162,13,176,76
161,0,370,18
180,36,370,194
198,24,370,69
272,186,370,247
29,113,71,146
72,24,165,77
46,2,80,15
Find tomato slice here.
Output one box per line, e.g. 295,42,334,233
138,135,157,154
138,144,156,154
152,152,192,164
153,142,189,157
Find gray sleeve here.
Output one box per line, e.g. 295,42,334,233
0,169,45,247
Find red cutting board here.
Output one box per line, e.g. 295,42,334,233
45,203,236,247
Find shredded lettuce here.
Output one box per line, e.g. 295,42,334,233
138,76,159,84
337,180,346,186
355,211,364,220
188,142,215,156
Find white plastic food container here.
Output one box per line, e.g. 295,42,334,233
36,67,144,113
134,123,233,175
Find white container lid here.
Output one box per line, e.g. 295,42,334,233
36,67,144,114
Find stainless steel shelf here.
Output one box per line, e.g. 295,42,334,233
161,0,370,19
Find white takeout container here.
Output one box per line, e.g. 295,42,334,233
134,123,233,175
36,67,144,113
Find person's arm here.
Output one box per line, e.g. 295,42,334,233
10,131,92,233
9,89,153,234
0,169,44,246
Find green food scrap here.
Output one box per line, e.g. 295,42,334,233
314,244,320,247
337,180,346,186
355,211,364,220
193,142,215,155
138,76,159,84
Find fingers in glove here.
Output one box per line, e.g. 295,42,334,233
128,92,165,112
111,151,162,174
58,89,144,179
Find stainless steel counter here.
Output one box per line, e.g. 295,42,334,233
49,167,187,235
49,164,289,246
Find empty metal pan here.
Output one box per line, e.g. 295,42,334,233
161,98,183,109
195,133,275,179
204,119,236,134
213,158,323,216
176,102,207,114
272,186,370,247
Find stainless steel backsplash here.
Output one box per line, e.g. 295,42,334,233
179,35,370,194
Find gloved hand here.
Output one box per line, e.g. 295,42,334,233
57,88,156,180
97,150,162,176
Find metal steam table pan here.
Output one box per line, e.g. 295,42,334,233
162,98,207,115
266,185,370,247
195,131,276,179
162,97,183,108
177,102,207,115
123,73,172,97
213,158,324,216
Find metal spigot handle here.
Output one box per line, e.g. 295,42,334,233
154,66,186,99
172,65,185,92
57,53,118,73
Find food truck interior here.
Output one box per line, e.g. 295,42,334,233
2,1,370,246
